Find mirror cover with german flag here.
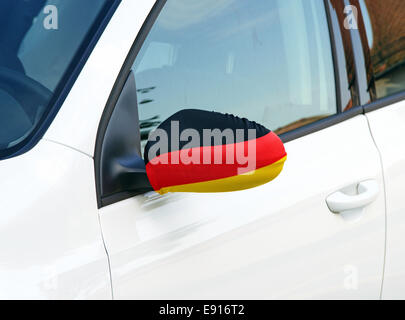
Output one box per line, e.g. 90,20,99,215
145,109,287,195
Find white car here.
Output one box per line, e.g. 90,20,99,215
0,0,404,299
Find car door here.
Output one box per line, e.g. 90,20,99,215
350,0,405,299
96,0,386,299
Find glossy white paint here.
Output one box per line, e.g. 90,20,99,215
0,140,110,299
99,115,385,299
44,0,155,157
366,99,405,299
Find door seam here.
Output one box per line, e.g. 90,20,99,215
364,114,388,300
96,212,115,300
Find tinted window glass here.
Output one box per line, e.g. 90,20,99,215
132,0,337,144
358,0,405,99
0,0,113,157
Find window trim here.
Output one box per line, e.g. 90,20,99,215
363,90,405,114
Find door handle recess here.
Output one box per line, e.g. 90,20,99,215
326,180,379,214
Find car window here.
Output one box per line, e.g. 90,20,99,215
357,0,405,100
132,0,337,147
0,0,116,159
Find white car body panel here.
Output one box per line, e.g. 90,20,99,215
366,99,405,299
44,0,155,157
0,140,110,299
99,115,385,299
1,0,402,300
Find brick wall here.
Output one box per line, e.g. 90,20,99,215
364,0,405,76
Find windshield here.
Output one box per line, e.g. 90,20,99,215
0,0,116,159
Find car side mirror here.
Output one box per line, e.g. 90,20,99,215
144,109,287,195
96,72,286,207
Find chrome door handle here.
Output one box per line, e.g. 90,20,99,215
326,180,379,214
